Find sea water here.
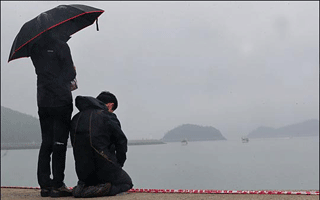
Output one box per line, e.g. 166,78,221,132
1,137,319,190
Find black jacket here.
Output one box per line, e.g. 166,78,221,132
30,36,76,107
70,96,128,169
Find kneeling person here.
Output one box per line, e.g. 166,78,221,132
70,91,133,197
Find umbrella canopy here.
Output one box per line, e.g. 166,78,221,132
8,4,104,62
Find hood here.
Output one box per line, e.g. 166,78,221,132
75,96,108,112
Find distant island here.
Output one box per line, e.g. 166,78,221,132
162,124,227,142
247,119,319,139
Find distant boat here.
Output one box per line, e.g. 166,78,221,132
181,138,188,145
241,137,249,143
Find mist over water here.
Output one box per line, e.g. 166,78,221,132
1,137,318,190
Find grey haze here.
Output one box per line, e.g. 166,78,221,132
1,1,319,140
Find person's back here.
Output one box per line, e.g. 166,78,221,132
70,92,133,197
30,33,75,107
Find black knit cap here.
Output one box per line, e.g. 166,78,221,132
96,91,118,111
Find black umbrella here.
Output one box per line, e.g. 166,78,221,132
8,4,104,62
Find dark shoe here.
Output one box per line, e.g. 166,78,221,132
40,187,52,197
93,183,111,197
72,182,85,198
50,184,72,197
80,183,111,198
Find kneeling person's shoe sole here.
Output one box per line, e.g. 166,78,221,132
50,184,72,197
72,183,85,198
96,183,111,196
77,183,111,198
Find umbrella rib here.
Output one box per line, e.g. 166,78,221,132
9,10,104,62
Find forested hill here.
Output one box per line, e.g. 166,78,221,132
162,124,227,142
1,106,41,144
247,119,319,139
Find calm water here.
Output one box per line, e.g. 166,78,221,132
1,137,319,190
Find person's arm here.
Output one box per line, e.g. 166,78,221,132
59,42,76,82
107,114,128,167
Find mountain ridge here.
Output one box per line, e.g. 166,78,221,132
1,106,42,144
247,119,319,138
162,124,227,142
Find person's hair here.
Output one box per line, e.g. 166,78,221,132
96,91,118,111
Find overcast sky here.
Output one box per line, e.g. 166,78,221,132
1,1,319,140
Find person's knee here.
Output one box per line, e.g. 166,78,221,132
53,141,67,153
121,183,133,192
53,141,67,146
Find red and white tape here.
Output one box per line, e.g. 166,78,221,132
1,186,319,195
128,188,319,195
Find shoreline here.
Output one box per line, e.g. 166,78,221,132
1,139,166,150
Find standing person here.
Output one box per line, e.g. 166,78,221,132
30,30,76,197
70,91,133,198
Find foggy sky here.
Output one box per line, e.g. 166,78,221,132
1,1,319,140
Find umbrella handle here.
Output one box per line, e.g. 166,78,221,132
96,18,99,31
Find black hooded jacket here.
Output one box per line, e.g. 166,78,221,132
30,35,76,107
70,96,128,169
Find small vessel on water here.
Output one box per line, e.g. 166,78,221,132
241,137,249,143
181,138,188,145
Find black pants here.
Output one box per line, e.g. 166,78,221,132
37,104,73,188
72,134,133,196
74,168,133,197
